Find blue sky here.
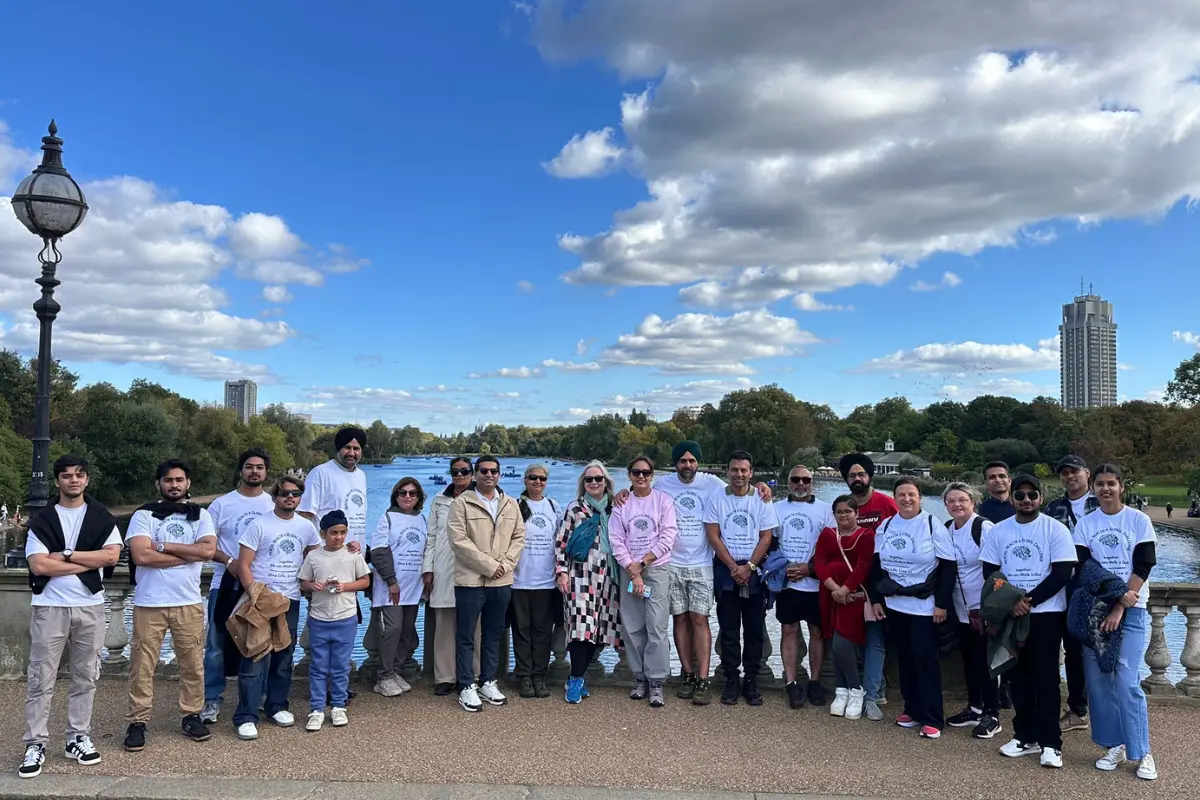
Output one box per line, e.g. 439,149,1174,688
0,1,1197,434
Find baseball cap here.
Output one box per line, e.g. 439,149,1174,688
1055,455,1088,473
1011,474,1041,492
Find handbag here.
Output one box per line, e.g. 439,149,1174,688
835,530,876,623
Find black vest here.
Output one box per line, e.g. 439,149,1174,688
27,498,120,596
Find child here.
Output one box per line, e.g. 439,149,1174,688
369,478,429,697
298,510,369,731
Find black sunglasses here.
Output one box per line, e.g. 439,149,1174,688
583,475,606,485
450,467,473,477
789,476,813,484
396,489,419,497
277,489,303,498
1012,489,1040,501
525,474,547,482
630,469,653,478
477,467,500,476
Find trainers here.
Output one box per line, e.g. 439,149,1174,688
786,680,806,709
1096,744,1126,771
305,711,325,732
200,701,220,725
895,714,920,728
864,700,884,722
1040,747,1063,768
1136,753,1158,781
374,677,402,697
434,682,454,696
742,677,763,706
394,675,412,694
721,676,740,705
580,679,590,699
920,725,942,739
972,715,1002,740
630,677,649,701
533,676,550,698
18,743,44,779
519,677,536,698
123,722,147,752
845,688,865,720
181,714,211,742
236,722,259,741
1000,738,1041,758
806,680,826,707
676,671,696,700
1060,710,1088,732
830,687,849,717
64,734,100,766
565,676,584,704
649,681,665,708
479,680,507,706
947,707,981,728
330,707,348,727
459,683,483,712
692,678,712,706
270,710,294,727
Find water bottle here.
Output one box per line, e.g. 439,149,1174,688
326,575,340,594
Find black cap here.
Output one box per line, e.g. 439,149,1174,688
1011,473,1041,492
1055,455,1088,473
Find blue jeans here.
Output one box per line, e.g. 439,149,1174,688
307,615,357,711
864,620,886,702
455,585,511,687
203,588,231,705
1083,607,1151,760
233,599,300,726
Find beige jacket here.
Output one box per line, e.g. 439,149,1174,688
447,489,526,587
423,489,460,608
225,582,292,662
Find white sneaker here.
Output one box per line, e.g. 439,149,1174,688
305,711,325,732
236,722,259,741
479,680,507,706
374,677,402,697
64,734,100,765
270,709,295,727
1136,753,1158,781
1000,738,1041,758
330,707,348,727
1096,744,1126,771
459,683,483,712
394,675,412,694
829,687,848,717
1040,747,1063,769
845,688,865,720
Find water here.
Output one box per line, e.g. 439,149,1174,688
130,456,1198,682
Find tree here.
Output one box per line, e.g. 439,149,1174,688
918,428,959,463
982,438,1041,470
365,420,394,461
571,414,626,463
787,446,824,470
1166,353,1200,406
961,396,1025,444
245,416,295,475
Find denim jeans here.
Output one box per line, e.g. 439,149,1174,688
863,620,886,702
307,615,357,712
233,599,300,726
203,588,229,706
455,585,511,687
1083,607,1151,760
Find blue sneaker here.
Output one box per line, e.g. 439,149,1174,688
581,679,590,699
565,677,584,704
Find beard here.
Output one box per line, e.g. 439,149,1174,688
678,467,697,482
849,480,870,495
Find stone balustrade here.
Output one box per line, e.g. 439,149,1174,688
1142,582,1200,700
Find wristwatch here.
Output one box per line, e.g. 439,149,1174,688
748,561,760,574
62,549,74,562
155,542,166,553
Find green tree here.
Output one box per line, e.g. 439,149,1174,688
982,438,1041,469
365,420,394,461
245,416,295,474
571,414,626,463
787,446,824,470
918,427,959,463
1166,353,1200,406
961,396,1025,444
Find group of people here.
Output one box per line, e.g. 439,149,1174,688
16,428,1158,783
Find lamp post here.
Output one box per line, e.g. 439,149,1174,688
9,120,88,515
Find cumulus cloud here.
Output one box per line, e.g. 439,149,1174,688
1173,330,1200,350
533,1,1200,307
488,391,523,399
602,377,754,415
575,338,594,355
678,262,900,308
552,407,593,419
287,386,466,424
517,279,536,292
542,358,603,372
939,377,1060,401
262,285,293,303
910,271,963,292
228,212,303,260
543,127,625,178
855,336,1061,375
793,292,852,312
467,366,545,379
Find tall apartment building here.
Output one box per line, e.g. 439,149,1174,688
224,379,258,424
1059,290,1117,410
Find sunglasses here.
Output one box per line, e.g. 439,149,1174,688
1012,490,1040,501
525,474,547,482
630,469,653,478
583,475,607,485
396,489,419,497
789,476,813,484
477,467,500,476
277,489,303,498
450,468,473,477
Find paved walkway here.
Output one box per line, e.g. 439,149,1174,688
1145,504,1200,533
2,679,1194,798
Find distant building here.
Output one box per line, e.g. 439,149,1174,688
675,406,705,420
862,438,933,478
1060,289,1117,410
224,379,258,425
293,413,313,423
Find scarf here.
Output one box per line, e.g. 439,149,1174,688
138,499,201,522
583,492,611,555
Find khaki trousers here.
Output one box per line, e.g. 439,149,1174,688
431,607,478,685
24,604,106,746
127,604,206,723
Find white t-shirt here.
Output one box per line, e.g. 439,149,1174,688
126,508,216,607
1073,506,1156,609
876,511,954,616
656,471,724,568
703,490,780,563
370,512,428,607
239,513,321,600
26,505,122,608
1068,494,1093,527
946,514,995,624
205,490,274,589
297,460,368,551
513,497,561,590
775,498,834,592
980,513,1076,613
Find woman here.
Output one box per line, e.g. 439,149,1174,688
423,457,475,695
512,463,564,699
941,482,1001,739
609,455,677,708
872,478,955,739
1073,464,1157,781
555,460,621,704
812,495,874,720
370,478,428,698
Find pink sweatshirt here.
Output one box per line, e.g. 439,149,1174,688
609,488,678,568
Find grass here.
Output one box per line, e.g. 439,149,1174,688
1134,478,1191,506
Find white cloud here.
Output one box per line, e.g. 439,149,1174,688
600,309,819,374
602,377,754,415
1173,330,1200,350
414,384,469,393
552,407,593,419
287,386,467,424
542,127,625,178
467,366,545,379
678,262,901,308
229,212,303,260
535,3,1200,304
236,260,324,286
1143,386,1167,402
542,358,603,372
910,271,963,292
488,391,523,399
517,279,536,292
575,338,593,355
793,292,852,312
855,336,1060,374
939,377,1060,401
262,285,293,303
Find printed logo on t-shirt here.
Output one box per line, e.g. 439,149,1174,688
529,514,550,529
163,521,188,540
725,509,750,529
234,510,264,537
785,514,808,532
632,516,652,531
1098,531,1124,549
1007,541,1038,562
273,536,299,556
347,488,366,509
678,493,700,513
883,530,915,554
405,529,422,545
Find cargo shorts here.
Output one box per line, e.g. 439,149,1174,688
668,563,714,616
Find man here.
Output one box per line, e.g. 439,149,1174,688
979,461,1016,523
1043,454,1099,733
979,474,1076,769
233,476,320,741
201,448,274,724
775,464,834,709
704,450,779,707
1,502,8,524
123,459,217,752
447,456,526,713
20,455,122,779
838,452,897,720
299,426,368,553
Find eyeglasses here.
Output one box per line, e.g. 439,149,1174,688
583,475,606,485
477,467,500,476
630,469,653,478
450,468,472,477
789,476,813,484
277,489,303,498
525,474,547,482
396,489,419,497
847,471,869,479
1012,490,1040,501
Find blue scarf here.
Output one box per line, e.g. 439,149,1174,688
583,492,612,556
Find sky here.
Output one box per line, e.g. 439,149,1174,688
1,1,1198,435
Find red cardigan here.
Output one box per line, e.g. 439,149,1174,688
812,526,875,645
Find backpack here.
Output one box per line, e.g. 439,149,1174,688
565,508,600,563
944,515,985,546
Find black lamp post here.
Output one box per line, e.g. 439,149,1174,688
9,120,88,517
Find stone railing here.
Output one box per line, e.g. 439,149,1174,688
1142,582,1200,701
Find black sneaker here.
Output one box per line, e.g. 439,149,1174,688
676,671,696,700
947,707,981,728
806,680,826,707
721,676,741,705
18,743,44,779
972,714,1002,739
181,714,212,742
742,677,763,706
64,734,101,766
123,723,146,752
533,676,550,698
786,680,806,709
434,682,454,696
519,677,536,698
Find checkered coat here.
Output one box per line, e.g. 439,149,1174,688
555,498,622,647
